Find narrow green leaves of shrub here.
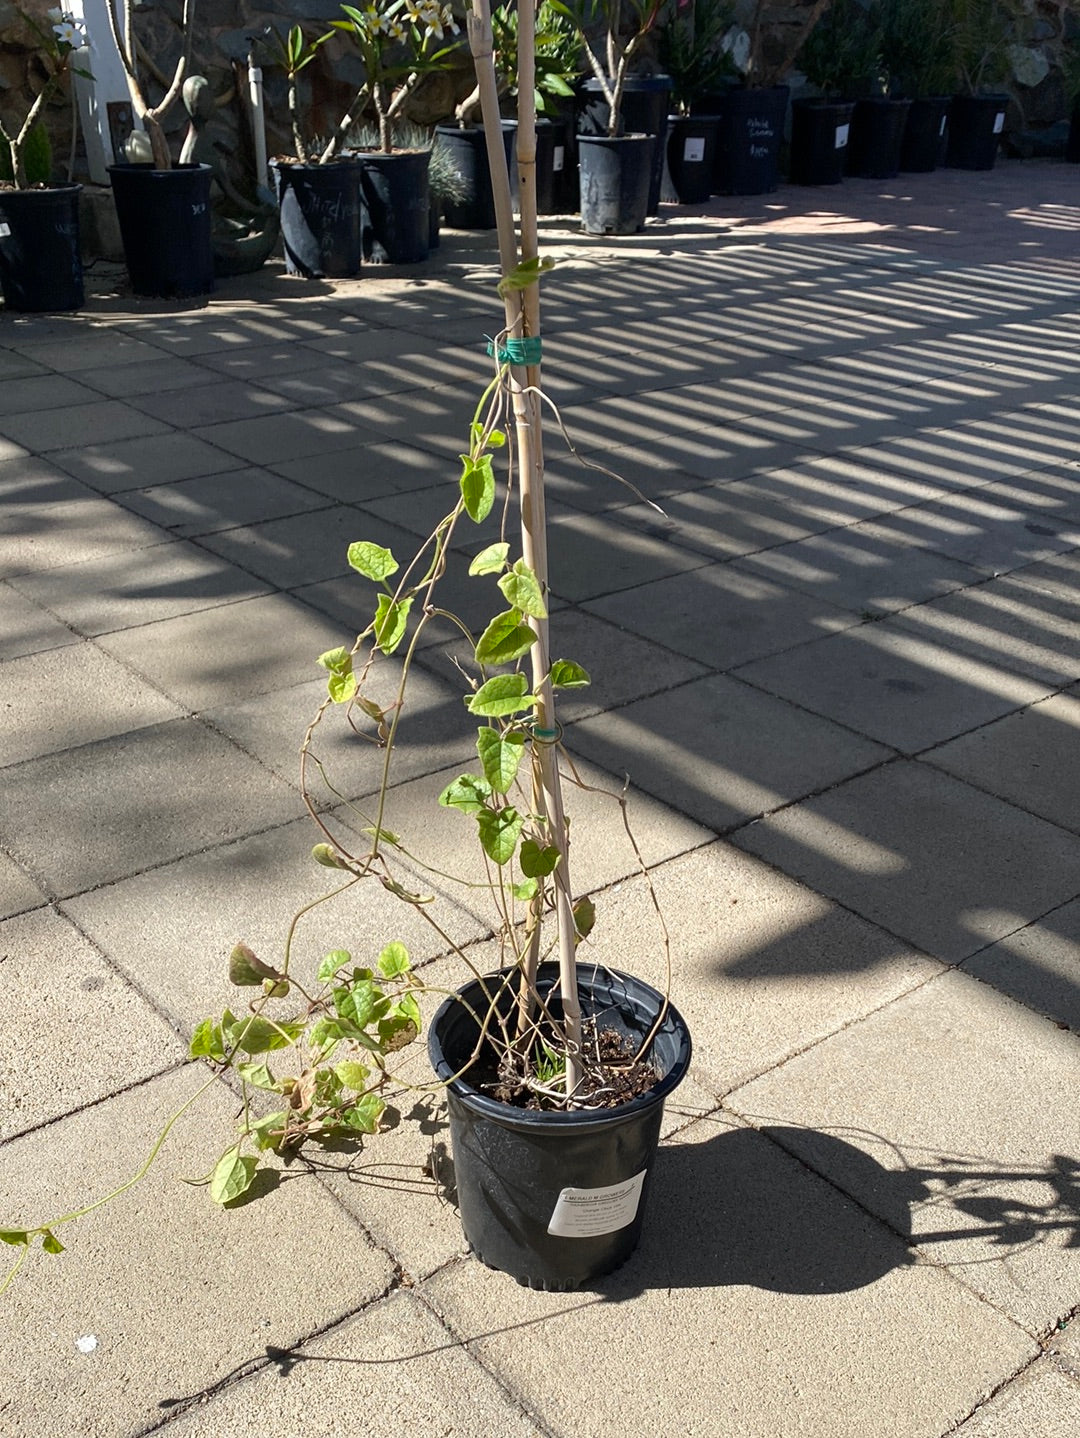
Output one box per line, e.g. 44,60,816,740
468,541,510,577
348,541,398,582
466,673,536,717
498,560,546,618
520,839,560,877
374,594,412,655
474,610,536,666
209,1148,259,1205
550,659,590,689
476,727,526,793
461,453,496,523
476,807,524,865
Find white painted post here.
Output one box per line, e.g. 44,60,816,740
67,0,141,183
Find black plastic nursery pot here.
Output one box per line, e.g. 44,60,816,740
666,114,720,204
1068,100,1080,164
711,85,788,196
109,163,213,298
848,97,911,179
945,94,1008,171
357,149,430,265
0,183,83,312
789,99,855,186
899,96,950,172
271,159,363,279
578,76,671,215
577,133,655,235
435,123,516,230
428,963,692,1291
534,118,574,215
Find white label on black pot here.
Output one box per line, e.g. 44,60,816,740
939,115,948,137
835,124,850,150
0,224,9,239
993,112,1005,134
553,146,565,172
547,1170,647,1238
683,137,706,164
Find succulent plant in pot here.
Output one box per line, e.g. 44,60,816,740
2,0,692,1301
0,7,88,311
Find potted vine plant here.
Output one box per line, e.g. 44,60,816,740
1,0,692,1299
657,0,737,204
944,0,1014,169
0,7,87,311
881,0,956,171
104,0,214,297
553,0,668,233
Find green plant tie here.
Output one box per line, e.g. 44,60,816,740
532,724,561,744
486,336,543,365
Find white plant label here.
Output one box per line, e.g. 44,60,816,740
993,112,1005,134
553,146,565,172
835,124,850,150
939,115,947,136
547,1170,647,1238
0,223,10,238
683,137,706,163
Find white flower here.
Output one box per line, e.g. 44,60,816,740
386,18,405,40
53,18,86,47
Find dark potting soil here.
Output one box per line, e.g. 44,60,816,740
478,1019,660,1111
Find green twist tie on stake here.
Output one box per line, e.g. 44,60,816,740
485,336,543,365
532,724,561,744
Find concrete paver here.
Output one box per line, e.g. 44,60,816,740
567,671,890,833
0,907,184,1138
1,642,182,763
2,161,1079,1438
727,971,1080,1333
733,760,1080,962
0,718,301,898
424,1112,1037,1438
0,1068,396,1438
951,1362,1080,1438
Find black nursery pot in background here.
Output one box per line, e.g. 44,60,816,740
109,163,213,298
428,963,692,1291
358,149,430,264
271,159,363,279
667,114,721,203
578,133,655,235
789,99,855,186
534,117,575,214
900,96,951,172
435,123,516,230
946,94,1008,170
848,97,911,179
578,75,671,216
710,85,788,196
0,184,83,312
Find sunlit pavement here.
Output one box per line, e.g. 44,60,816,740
2,157,1080,1437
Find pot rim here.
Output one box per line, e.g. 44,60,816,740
428,961,692,1131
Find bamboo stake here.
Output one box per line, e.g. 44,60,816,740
467,0,583,1098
